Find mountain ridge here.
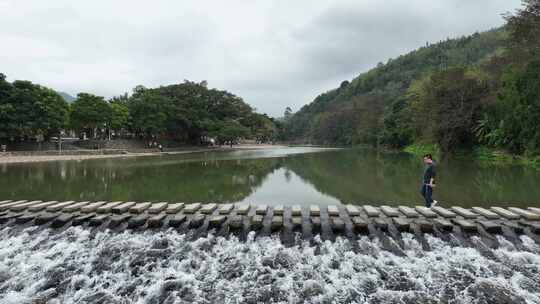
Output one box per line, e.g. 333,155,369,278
57,91,76,103
285,27,508,145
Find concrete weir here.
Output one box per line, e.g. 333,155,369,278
1,199,539,247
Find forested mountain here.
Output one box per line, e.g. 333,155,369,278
284,0,540,156
285,28,507,146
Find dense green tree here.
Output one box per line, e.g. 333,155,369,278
161,81,253,142
37,87,70,139
126,80,270,143
353,95,385,146
311,109,357,145
495,61,540,154
380,97,414,148
240,113,276,143
409,68,489,153
0,74,274,145
0,78,68,140
210,120,250,145
505,0,540,63
109,102,130,136
9,81,46,137
70,93,111,139
473,0,540,154
128,90,170,138
0,73,12,101
0,75,16,138
283,107,293,121
272,119,287,142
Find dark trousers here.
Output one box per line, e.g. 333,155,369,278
421,184,434,207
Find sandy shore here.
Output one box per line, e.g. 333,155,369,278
0,144,290,164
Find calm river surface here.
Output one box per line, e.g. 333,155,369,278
1,147,539,208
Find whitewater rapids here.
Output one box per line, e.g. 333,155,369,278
0,226,539,304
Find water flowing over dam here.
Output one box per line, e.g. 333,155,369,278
1,227,540,303
1,199,540,303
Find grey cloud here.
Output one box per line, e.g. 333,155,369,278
0,0,522,116
292,0,518,79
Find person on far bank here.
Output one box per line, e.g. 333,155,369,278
421,154,438,208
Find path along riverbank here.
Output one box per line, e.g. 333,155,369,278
0,144,290,164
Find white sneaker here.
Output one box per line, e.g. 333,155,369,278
431,200,438,208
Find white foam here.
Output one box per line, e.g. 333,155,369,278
0,226,539,303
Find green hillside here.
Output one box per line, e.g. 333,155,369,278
284,0,540,159
285,28,508,146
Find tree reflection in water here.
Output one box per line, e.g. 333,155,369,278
0,148,539,208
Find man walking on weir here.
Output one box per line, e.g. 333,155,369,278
421,154,438,208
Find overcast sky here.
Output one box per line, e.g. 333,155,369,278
0,0,522,116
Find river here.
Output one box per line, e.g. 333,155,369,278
2,147,540,303
0,147,539,207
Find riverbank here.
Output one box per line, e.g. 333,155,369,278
0,144,289,164
403,143,540,167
